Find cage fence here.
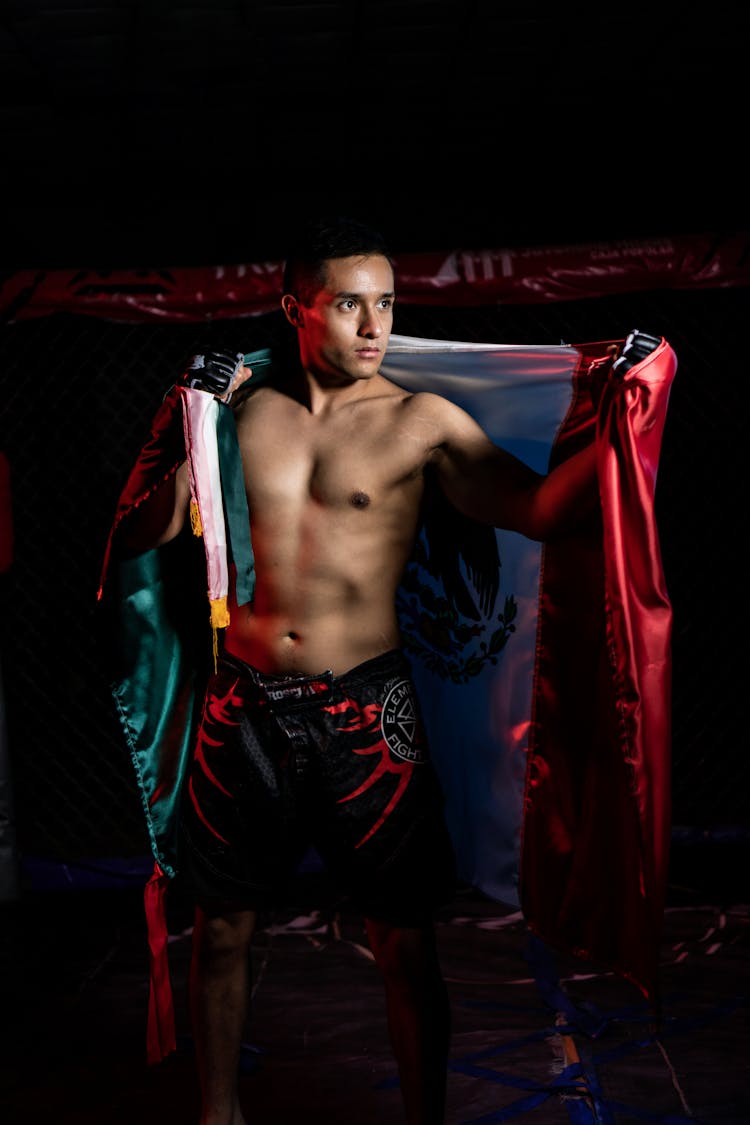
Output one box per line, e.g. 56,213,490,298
0,285,746,864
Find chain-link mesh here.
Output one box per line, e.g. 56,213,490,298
0,287,747,861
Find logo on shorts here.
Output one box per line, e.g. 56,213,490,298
381,679,427,763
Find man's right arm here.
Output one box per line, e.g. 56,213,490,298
113,351,251,557
117,461,191,555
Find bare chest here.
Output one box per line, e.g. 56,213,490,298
235,393,428,513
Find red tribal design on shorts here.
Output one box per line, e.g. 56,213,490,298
188,677,243,845
324,677,427,847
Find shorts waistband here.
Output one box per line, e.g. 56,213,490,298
219,648,409,702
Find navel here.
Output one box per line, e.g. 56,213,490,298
350,490,371,509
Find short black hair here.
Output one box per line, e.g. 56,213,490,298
282,215,392,304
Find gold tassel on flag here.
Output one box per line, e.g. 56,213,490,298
209,596,230,672
209,596,230,630
189,499,202,537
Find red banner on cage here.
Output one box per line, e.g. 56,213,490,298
1,231,748,324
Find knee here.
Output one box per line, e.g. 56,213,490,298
365,919,441,987
193,906,255,960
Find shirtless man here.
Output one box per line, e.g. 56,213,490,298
119,217,599,1125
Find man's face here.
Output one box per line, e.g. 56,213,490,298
289,253,395,384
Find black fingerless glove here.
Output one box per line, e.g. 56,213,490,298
181,350,245,398
612,330,662,377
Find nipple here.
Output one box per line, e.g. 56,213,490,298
350,490,370,509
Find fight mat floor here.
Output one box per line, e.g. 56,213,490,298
1,842,747,1125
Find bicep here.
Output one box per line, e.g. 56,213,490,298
156,462,191,545
119,462,191,555
429,401,542,531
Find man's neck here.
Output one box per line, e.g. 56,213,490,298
297,367,382,415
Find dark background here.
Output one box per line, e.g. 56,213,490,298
2,3,748,268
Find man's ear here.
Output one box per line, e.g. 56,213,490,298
281,294,302,326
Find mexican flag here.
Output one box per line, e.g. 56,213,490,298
382,334,677,1012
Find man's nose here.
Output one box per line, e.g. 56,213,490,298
358,308,383,337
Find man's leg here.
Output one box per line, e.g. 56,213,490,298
365,917,450,1125
190,902,256,1125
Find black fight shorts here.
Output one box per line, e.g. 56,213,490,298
178,649,457,924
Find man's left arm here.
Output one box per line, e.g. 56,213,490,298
429,398,598,541
430,330,666,540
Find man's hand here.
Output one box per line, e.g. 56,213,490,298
612,330,662,377
181,351,251,403
590,331,662,411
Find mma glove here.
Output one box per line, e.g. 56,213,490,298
612,330,662,377
180,350,245,402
